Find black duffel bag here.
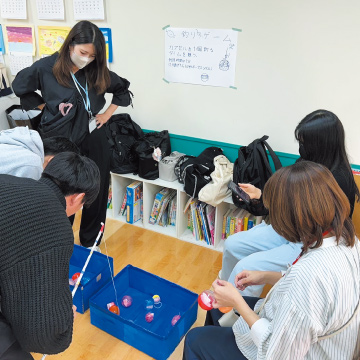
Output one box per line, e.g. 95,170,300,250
180,147,223,198
105,113,144,174
132,130,171,180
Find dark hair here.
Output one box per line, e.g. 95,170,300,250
295,109,359,201
263,161,355,252
53,20,110,94
41,152,100,206
43,137,80,157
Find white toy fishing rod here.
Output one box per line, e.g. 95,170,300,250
41,222,105,360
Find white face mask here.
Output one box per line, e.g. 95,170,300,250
70,50,93,69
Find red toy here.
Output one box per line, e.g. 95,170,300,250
72,272,81,282
198,290,232,313
107,302,120,315
198,290,215,310
145,312,154,323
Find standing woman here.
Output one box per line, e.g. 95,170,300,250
13,21,133,248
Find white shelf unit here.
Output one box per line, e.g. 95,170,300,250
109,172,239,252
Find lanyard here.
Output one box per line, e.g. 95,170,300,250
70,72,92,119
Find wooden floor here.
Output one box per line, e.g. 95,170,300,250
32,213,222,360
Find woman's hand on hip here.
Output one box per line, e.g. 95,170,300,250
95,113,111,128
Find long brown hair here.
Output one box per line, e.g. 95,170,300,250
263,161,355,252
53,20,110,94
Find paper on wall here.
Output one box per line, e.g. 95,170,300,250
38,26,71,56
164,27,239,88
4,25,36,56
9,54,33,75
0,0,27,19
73,0,105,20
36,0,65,20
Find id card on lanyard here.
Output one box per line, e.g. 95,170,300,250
71,72,96,133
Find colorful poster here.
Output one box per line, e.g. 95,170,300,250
100,28,113,63
0,25,5,53
4,25,35,56
38,26,71,57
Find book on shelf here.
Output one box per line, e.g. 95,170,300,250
107,186,112,209
149,188,172,225
156,190,176,225
119,192,127,215
222,208,232,240
126,181,143,224
205,204,216,245
168,197,177,226
247,215,255,230
222,208,262,239
197,202,209,245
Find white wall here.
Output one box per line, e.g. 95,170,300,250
1,0,359,163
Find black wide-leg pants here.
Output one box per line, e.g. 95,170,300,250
78,126,111,247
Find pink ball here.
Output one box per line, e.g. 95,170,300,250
121,295,132,308
171,315,181,326
145,312,154,323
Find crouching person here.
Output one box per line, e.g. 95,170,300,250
0,152,100,359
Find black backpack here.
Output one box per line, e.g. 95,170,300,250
232,135,282,207
105,114,144,174
132,130,171,180
180,147,224,198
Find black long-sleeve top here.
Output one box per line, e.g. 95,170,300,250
0,174,74,354
246,163,356,218
12,53,132,146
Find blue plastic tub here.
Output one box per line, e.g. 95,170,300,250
89,265,198,360
69,244,114,313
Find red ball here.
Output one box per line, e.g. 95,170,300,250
108,305,120,315
198,290,215,311
72,272,81,282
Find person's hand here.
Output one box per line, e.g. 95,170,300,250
235,270,264,291
95,113,111,128
238,183,262,200
211,279,242,309
72,305,77,319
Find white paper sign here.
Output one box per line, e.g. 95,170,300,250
36,0,64,20
9,54,33,75
164,27,238,88
0,0,27,19
73,0,105,20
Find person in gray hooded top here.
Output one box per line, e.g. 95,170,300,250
0,127,80,180
0,127,44,180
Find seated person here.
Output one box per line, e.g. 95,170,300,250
184,161,360,360
0,152,100,359
221,110,359,297
0,126,79,180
